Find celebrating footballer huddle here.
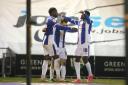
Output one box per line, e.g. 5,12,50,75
41,7,93,83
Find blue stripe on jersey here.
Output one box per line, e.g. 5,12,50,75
88,21,92,34
45,18,56,35
81,23,86,44
54,29,60,47
63,31,66,47
43,36,48,45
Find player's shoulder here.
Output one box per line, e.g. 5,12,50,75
47,16,56,23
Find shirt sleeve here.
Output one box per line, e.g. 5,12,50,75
47,19,55,27
64,17,79,25
55,24,71,30
54,24,77,33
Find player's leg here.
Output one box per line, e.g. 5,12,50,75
52,44,61,80
54,55,60,80
60,59,66,80
49,57,54,81
82,57,93,75
73,56,81,83
48,44,56,81
41,35,51,81
41,45,51,81
47,35,55,81
82,57,93,83
72,46,82,83
82,45,93,83
59,48,67,81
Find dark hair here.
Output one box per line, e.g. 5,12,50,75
84,10,90,16
48,7,57,15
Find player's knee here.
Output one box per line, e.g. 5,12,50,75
50,59,54,69
50,64,54,69
60,59,66,66
54,58,60,69
63,62,66,66
82,57,88,64
53,55,59,59
43,55,51,60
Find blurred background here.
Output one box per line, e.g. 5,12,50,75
0,0,126,85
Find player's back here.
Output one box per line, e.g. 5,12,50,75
77,20,91,45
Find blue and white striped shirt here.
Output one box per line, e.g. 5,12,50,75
53,23,77,48
64,16,92,45
43,16,56,45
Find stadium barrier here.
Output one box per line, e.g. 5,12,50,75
15,55,125,78
0,53,125,78
95,56,125,77
14,55,94,77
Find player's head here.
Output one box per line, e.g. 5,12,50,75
48,7,58,18
60,18,68,26
80,10,90,20
84,10,90,16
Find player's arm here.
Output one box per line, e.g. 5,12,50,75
84,15,93,33
88,21,92,34
64,17,79,25
54,24,71,30
66,27,78,33
55,24,78,32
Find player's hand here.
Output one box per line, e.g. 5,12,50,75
42,28,47,32
71,27,78,31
